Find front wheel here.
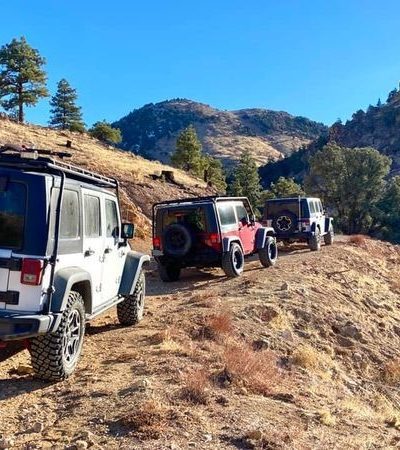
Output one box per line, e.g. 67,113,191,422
324,228,334,245
259,236,278,267
30,291,85,381
308,228,321,251
222,243,244,277
117,271,145,325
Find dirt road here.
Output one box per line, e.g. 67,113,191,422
1,237,400,449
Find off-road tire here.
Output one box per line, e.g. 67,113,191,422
222,243,244,277
309,228,321,251
117,271,146,325
158,263,181,282
259,236,278,267
324,228,334,245
30,291,85,381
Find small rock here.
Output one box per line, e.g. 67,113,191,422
203,434,212,442
280,282,290,291
15,365,33,375
247,430,263,441
280,330,293,342
0,437,15,450
238,387,248,395
336,335,354,348
31,422,44,433
75,441,88,450
132,378,151,391
338,323,362,340
393,325,400,337
252,338,269,351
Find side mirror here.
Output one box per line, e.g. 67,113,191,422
121,222,135,240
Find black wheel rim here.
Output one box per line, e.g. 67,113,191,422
62,309,82,365
233,249,244,270
268,242,277,260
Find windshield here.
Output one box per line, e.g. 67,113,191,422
0,180,26,249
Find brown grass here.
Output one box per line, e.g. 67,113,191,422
180,368,210,404
348,234,367,246
220,342,280,395
382,358,400,384
292,344,334,372
196,312,233,341
119,399,171,439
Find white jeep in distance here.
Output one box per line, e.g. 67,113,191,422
0,145,149,381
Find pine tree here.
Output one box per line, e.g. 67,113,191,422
89,121,122,144
49,79,85,131
0,37,48,123
171,125,203,176
203,155,227,193
229,150,262,209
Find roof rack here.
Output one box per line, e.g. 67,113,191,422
152,195,250,208
0,145,118,189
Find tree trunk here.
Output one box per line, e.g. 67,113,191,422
18,83,24,123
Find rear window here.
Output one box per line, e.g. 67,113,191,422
161,207,207,233
0,180,26,249
265,200,308,219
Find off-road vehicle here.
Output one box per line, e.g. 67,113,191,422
262,197,334,251
0,145,149,381
152,196,277,281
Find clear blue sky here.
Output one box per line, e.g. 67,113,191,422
1,0,399,127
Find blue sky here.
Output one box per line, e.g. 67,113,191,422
0,0,399,126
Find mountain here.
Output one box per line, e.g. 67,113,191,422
113,99,327,167
259,87,400,187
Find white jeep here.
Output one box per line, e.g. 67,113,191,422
0,145,149,381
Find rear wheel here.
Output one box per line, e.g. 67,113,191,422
259,236,278,267
309,228,321,251
30,291,85,381
222,243,244,277
158,263,181,282
117,271,145,325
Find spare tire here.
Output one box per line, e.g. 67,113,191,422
272,210,297,234
162,223,192,257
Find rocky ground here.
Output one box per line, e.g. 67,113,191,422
1,236,400,449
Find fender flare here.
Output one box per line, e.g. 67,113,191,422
51,267,92,313
222,236,243,253
255,227,276,250
119,251,150,296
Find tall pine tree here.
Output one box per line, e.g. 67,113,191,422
171,125,203,176
0,37,48,123
49,79,85,131
229,150,262,209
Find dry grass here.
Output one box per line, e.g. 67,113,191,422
348,234,367,246
119,399,171,439
382,358,400,384
220,341,280,395
292,344,333,373
318,409,336,426
150,327,189,355
180,368,210,404
196,311,233,341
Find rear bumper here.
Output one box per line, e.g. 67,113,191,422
0,311,62,341
276,231,313,241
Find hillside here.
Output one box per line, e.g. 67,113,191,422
0,117,215,241
113,99,327,168
2,237,400,449
259,88,400,187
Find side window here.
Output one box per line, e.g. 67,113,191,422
319,201,324,213
315,201,321,213
105,199,119,238
218,204,237,226
84,195,101,237
309,201,315,214
235,204,248,223
58,190,80,240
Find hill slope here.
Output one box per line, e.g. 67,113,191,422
260,88,400,186
0,117,215,241
1,237,400,449
113,99,327,167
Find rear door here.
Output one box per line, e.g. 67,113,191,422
101,195,126,302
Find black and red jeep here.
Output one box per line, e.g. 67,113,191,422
152,196,277,281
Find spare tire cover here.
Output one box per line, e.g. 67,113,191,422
162,223,192,257
272,210,297,234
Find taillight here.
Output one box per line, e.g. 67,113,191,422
21,259,44,286
153,236,161,250
204,233,221,251
300,219,310,224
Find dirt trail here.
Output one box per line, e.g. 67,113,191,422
1,237,400,449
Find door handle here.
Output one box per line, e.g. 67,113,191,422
84,249,95,257
104,247,112,254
